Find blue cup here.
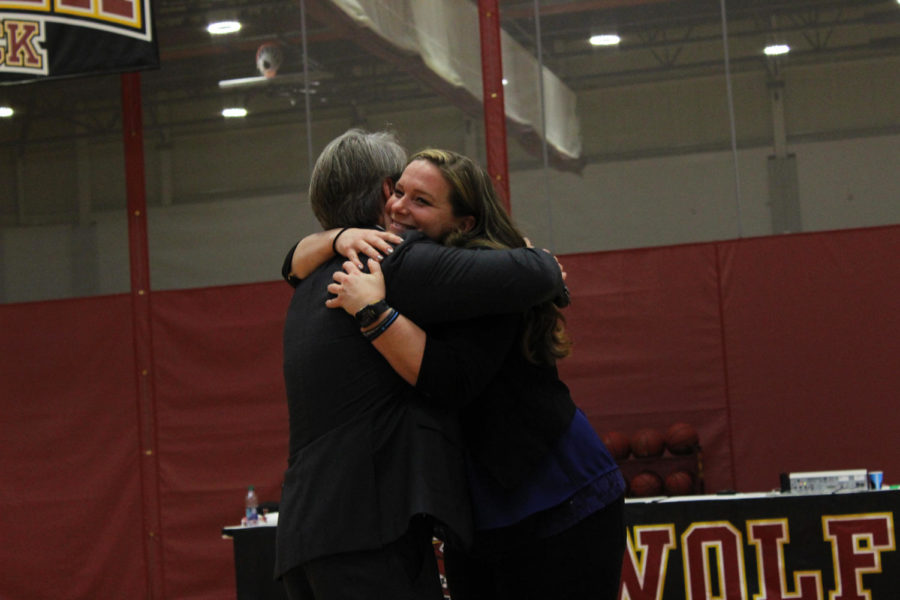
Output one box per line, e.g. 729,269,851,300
869,471,884,490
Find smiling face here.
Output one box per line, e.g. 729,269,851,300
385,159,474,242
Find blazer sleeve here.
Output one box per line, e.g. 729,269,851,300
381,233,565,324
282,243,302,288
414,314,519,408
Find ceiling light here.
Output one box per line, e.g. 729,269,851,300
764,44,790,56
590,34,621,47
207,20,241,35
222,107,248,118
0,106,13,118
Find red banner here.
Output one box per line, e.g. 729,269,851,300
0,0,157,82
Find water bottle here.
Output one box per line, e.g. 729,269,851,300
245,485,259,526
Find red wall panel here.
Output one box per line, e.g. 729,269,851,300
720,226,900,492
558,243,733,493
151,282,292,599
1,225,898,598
0,296,146,599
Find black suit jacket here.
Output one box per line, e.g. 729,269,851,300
275,233,564,577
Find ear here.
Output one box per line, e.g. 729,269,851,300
381,178,394,202
458,215,476,233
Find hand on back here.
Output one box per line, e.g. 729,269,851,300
326,259,387,316
334,229,403,269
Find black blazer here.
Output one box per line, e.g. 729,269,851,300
275,233,564,577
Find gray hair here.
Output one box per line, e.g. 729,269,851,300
308,129,407,229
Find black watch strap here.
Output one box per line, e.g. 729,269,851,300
355,300,390,328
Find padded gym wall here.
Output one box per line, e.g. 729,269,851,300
1,224,898,598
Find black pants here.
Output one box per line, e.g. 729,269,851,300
283,517,443,600
443,496,626,600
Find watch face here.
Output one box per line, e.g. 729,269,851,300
359,307,377,325
356,301,386,327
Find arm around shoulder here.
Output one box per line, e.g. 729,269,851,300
284,228,405,284
381,237,565,324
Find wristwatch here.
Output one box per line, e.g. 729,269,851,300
355,300,390,328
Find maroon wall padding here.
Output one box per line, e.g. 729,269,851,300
151,282,291,599
719,226,900,491
0,295,146,599
1,225,898,598
558,242,734,492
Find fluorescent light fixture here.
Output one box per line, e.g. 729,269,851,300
219,76,270,89
0,106,13,118
222,107,248,118
219,73,321,91
764,43,790,56
590,34,621,47
207,20,241,35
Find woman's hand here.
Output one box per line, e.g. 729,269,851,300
334,229,403,269
326,259,387,315
524,237,566,282
551,253,567,283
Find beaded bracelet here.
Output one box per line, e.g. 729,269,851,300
362,308,399,342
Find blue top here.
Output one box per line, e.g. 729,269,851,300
467,408,625,536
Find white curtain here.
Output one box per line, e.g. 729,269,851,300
327,0,582,162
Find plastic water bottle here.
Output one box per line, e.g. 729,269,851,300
245,485,259,526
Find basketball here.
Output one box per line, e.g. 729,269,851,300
630,471,664,497
665,422,699,455
602,430,631,460
631,428,665,457
664,470,695,496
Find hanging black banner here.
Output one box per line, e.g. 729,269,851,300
0,0,157,84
